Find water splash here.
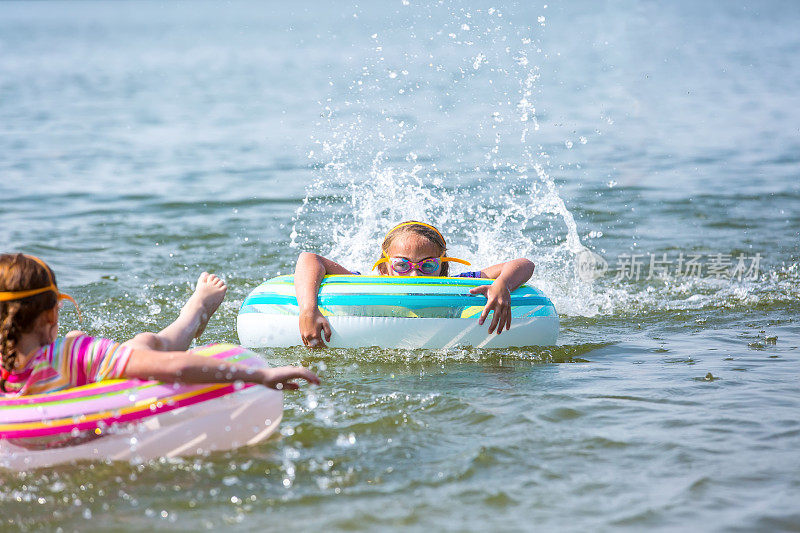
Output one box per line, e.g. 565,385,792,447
287,4,618,317
289,3,798,319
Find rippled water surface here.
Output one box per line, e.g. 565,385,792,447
1,1,799,531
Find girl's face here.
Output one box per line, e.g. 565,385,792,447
384,233,443,276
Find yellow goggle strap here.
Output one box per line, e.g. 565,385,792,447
371,257,387,271
441,256,472,266
385,221,448,247
372,223,471,271
0,255,82,322
58,293,83,322
371,254,472,272
0,285,55,301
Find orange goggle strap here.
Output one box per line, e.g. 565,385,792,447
372,222,471,271
371,253,472,272
0,255,82,322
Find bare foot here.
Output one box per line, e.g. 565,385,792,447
182,272,227,339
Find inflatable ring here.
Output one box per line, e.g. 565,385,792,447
237,275,558,349
0,344,282,470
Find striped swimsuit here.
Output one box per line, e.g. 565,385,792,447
2,335,133,396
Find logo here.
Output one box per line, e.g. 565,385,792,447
574,250,608,281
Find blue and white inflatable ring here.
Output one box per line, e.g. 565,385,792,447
237,275,558,349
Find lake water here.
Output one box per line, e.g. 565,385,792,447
1,0,799,530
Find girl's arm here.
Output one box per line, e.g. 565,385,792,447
123,349,320,390
468,258,535,335
478,258,535,291
294,252,351,348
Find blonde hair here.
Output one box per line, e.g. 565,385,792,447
0,254,58,392
377,221,450,276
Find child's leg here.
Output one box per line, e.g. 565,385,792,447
122,273,227,352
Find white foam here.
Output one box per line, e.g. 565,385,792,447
288,5,798,319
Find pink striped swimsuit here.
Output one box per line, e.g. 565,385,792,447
2,335,133,396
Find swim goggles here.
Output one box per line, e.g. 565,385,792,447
0,255,82,321
370,221,471,273
387,256,467,275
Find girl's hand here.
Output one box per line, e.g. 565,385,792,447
299,308,332,348
470,281,512,335
260,366,321,390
